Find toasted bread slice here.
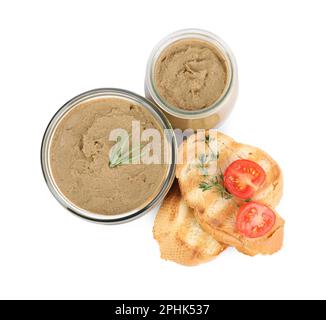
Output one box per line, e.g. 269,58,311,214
194,207,284,256
153,182,226,266
176,131,284,256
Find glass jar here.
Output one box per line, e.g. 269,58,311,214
145,29,238,131
41,88,177,224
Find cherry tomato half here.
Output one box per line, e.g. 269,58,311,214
224,159,266,199
236,202,276,238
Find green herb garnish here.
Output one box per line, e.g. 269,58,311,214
195,139,219,177
199,176,233,200
198,136,232,199
196,154,209,176
109,134,148,168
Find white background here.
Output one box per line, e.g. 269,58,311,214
1,0,325,300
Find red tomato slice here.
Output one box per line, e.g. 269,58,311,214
236,202,276,238
224,159,266,199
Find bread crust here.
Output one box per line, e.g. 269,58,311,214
153,182,226,266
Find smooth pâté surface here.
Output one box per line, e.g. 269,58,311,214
50,97,167,215
155,39,227,111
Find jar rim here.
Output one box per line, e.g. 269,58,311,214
145,28,238,120
41,88,177,224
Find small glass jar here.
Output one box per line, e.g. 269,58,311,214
145,29,238,131
41,88,177,224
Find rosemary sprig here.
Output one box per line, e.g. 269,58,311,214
205,135,219,160
196,136,219,177
197,134,232,198
109,135,148,168
196,152,219,176
199,176,233,200
199,181,214,191
197,154,209,176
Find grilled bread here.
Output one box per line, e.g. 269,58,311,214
176,131,284,256
153,182,226,266
193,207,284,256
